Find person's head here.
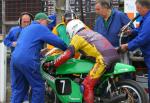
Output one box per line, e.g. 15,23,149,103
34,12,52,26
62,11,77,24
19,12,34,27
135,0,150,16
66,19,85,39
95,0,112,17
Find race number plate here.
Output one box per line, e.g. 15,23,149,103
55,78,71,95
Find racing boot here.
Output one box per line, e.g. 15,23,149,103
82,75,99,103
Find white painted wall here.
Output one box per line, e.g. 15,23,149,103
0,41,7,103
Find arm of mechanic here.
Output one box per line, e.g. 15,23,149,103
40,27,67,51
128,18,150,51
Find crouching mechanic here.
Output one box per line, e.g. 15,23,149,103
43,19,120,103
52,11,78,45
47,11,77,50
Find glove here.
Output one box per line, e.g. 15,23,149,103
117,45,128,54
42,61,55,73
117,47,123,53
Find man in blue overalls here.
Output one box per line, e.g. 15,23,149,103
120,0,150,101
11,12,67,103
94,0,134,47
3,12,34,102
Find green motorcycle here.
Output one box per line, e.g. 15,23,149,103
41,52,148,103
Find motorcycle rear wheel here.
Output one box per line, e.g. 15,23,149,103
113,79,149,103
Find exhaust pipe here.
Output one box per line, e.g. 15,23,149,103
102,93,128,103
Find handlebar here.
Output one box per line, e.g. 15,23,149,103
44,48,60,56
119,14,140,46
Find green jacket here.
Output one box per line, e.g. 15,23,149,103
52,22,70,45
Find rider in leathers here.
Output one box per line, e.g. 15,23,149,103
44,19,120,103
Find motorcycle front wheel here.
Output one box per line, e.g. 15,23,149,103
113,79,149,103
45,86,60,103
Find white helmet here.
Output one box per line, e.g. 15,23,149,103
66,19,85,39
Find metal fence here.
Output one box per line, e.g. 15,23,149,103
1,0,55,34
1,0,122,34
0,1,2,33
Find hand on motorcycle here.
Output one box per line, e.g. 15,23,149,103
42,61,56,73
40,48,49,57
118,44,128,53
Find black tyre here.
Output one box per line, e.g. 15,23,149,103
114,79,149,103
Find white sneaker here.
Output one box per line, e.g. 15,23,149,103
23,101,29,103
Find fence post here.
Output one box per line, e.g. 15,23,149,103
0,35,7,103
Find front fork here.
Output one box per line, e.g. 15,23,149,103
106,75,119,97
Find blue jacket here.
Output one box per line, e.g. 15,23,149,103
94,8,132,47
12,21,67,63
3,26,22,52
128,11,150,60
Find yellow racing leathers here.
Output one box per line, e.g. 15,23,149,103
70,29,120,103
70,29,120,78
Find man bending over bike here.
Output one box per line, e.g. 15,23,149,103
44,19,120,103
